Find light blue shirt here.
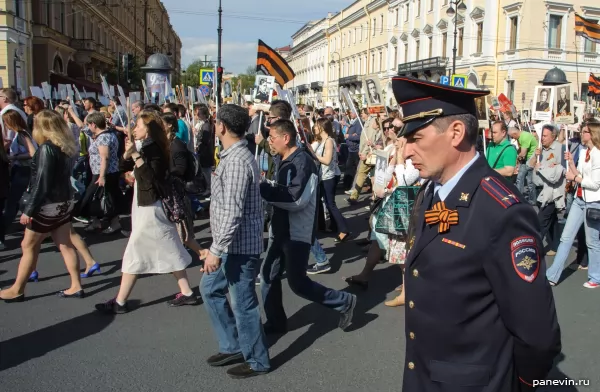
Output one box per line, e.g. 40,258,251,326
434,153,480,201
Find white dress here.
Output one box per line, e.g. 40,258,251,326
121,182,192,274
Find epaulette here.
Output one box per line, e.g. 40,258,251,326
480,176,521,209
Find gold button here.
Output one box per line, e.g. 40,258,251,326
412,269,419,277
409,332,415,340
409,301,415,309
408,362,415,370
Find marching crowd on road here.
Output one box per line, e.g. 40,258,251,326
0,75,598,390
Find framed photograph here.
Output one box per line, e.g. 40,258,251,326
252,75,275,104
474,96,489,129
532,86,555,121
373,149,391,195
365,78,383,105
573,100,586,124
521,109,530,124
554,83,574,124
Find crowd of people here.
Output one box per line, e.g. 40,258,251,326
0,77,597,386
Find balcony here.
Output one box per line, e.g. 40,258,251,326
338,75,362,87
71,39,96,51
310,81,324,90
297,84,310,93
397,56,448,75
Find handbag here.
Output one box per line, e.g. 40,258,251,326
374,186,420,236
161,176,188,224
89,186,115,218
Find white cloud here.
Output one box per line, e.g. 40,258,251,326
181,37,257,74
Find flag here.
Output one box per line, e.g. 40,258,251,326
256,40,295,87
575,13,600,44
589,73,600,97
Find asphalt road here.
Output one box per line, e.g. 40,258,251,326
0,194,597,392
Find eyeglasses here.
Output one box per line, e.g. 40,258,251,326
267,134,283,141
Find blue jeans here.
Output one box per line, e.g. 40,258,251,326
199,253,270,371
311,239,328,266
261,239,352,330
546,197,600,284
516,164,536,205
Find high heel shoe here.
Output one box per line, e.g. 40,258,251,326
80,263,101,278
28,270,39,282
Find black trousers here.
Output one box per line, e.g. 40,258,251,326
538,202,558,249
343,151,359,190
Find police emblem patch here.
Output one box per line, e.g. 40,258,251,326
510,236,540,282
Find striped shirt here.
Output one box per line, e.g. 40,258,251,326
209,139,264,257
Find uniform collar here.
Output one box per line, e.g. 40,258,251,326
434,152,480,202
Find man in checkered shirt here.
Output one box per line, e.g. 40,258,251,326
199,104,270,379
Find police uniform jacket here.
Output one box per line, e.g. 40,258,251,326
403,154,561,392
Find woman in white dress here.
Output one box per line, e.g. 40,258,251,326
95,110,195,314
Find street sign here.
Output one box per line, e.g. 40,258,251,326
200,69,214,86
440,75,450,85
199,85,210,97
451,74,468,88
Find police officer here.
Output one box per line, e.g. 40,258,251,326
393,77,561,392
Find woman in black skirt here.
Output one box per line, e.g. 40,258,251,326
0,110,82,302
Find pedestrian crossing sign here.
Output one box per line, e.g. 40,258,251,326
451,74,468,88
200,69,214,85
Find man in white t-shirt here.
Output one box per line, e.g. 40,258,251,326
0,88,28,149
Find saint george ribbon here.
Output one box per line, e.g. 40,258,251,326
425,201,459,233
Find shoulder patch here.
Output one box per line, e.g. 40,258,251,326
510,236,540,283
480,176,521,209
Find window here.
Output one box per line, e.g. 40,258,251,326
379,51,383,72
443,0,448,5
371,53,375,72
509,16,518,50
428,36,433,57
393,46,398,69
584,20,598,53
416,40,421,60
380,15,384,34
60,1,66,34
14,0,22,18
548,14,562,49
342,33,346,48
442,32,447,57
405,43,409,62
46,0,52,27
405,5,409,22
506,80,515,103
359,25,363,41
72,11,76,38
458,27,464,56
429,0,434,11
353,58,356,75
395,8,399,26
354,28,357,44
373,18,376,36
476,22,483,53
417,0,421,17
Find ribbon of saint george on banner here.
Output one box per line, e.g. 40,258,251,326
575,13,600,44
588,73,600,98
256,40,295,87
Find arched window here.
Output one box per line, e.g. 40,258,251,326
53,55,64,73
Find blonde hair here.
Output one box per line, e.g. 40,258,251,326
33,110,78,157
587,119,600,150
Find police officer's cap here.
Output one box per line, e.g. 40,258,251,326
393,76,490,137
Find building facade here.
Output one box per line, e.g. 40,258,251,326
0,0,33,98
29,0,181,94
286,0,600,111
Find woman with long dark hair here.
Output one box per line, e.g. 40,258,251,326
0,110,81,302
2,110,37,231
95,110,196,313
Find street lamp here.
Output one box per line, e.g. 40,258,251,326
446,0,467,75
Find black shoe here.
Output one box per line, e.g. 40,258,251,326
345,276,369,291
263,323,287,335
226,363,269,379
57,289,85,298
206,352,243,367
355,238,371,246
2,293,25,303
95,299,129,314
167,293,200,307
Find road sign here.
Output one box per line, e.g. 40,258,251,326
451,74,468,88
200,69,214,86
440,75,450,85
199,85,210,97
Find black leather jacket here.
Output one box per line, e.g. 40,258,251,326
22,142,73,217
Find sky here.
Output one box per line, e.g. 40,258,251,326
161,0,350,74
